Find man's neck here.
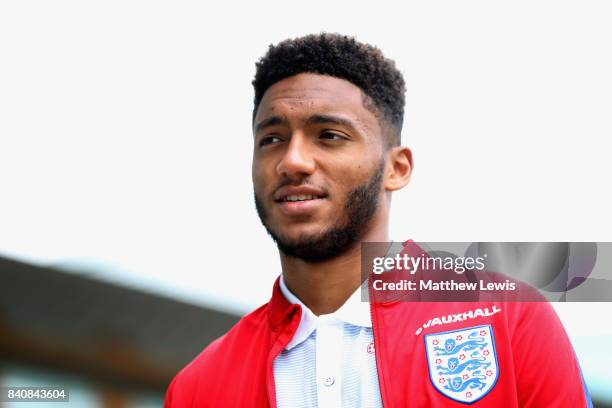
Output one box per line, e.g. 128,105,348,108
280,222,388,316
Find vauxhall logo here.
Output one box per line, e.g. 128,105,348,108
415,306,502,335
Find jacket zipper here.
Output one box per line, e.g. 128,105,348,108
268,305,302,408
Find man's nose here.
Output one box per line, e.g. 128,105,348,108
276,134,316,179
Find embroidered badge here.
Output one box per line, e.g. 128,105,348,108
424,324,498,404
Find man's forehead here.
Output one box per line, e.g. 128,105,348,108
255,73,374,125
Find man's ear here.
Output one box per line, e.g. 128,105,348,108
384,146,413,191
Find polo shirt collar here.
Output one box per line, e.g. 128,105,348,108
279,275,372,351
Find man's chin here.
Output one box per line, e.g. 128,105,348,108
272,231,328,250
266,225,361,263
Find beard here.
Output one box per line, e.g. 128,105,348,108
254,161,384,263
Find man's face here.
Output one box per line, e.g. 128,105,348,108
252,73,386,262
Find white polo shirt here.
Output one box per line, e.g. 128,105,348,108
273,275,383,408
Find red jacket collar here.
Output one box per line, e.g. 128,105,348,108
268,276,301,333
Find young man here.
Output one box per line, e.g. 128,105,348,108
165,34,592,407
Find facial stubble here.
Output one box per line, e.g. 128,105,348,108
254,161,385,263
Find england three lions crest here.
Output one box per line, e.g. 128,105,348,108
425,324,499,404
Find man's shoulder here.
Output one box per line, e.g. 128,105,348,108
164,302,275,406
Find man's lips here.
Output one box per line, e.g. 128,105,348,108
276,196,327,216
273,185,328,216
273,185,327,203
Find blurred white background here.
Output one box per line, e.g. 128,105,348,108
1,0,611,402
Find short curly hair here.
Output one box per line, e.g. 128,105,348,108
252,33,406,146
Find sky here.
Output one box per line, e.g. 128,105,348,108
1,0,611,399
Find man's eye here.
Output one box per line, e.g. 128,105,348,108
259,136,282,147
320,132,346,141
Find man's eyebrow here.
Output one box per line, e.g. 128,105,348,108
254,116,288,134
305,114,358,131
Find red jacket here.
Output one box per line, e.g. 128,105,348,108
165,254,592,407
